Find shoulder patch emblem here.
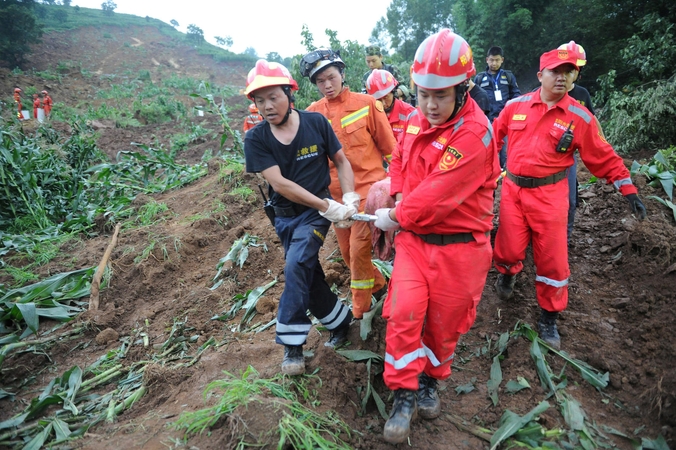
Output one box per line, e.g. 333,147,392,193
439,147,463,171
406,125,420,135
512,114,527,121
375,100,385,112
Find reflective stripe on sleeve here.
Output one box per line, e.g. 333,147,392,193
568,104,591,124
385,347,426,370
341,106,370,128
613,178,633,189
507,95,531,105
351,278,375,290
535,274,569,288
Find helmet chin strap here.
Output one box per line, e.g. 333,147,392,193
278,86,295,126
447,81,469,122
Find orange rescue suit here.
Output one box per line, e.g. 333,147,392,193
307,87,397,318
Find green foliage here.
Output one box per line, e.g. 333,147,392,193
0,1,44,66
214,35,232,48
372,0,455,60
173,366,352,448
134,95,186,123
101,0,116,15
186,24,204,46
622,13,676,80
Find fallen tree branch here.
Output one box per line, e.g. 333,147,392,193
445,413,492,442
89,223,121,311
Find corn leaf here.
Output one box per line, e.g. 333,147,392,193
487,355,502,406
371,385,388,420
529,339,558,395
505,377,531,394
490,401,550,450
561,395,585,431
23,422,53,450
648,196,676,222
455,379,476,395
336,349,383,363
52,418,72,441
642,435,670,450
237,279,277,330
15,302,38,335
0,412,29,430
360,299,383,341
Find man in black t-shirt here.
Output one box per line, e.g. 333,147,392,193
243,60,359,376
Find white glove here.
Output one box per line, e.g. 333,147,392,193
342,192,361,211
319,199,357,222
374,208,400,231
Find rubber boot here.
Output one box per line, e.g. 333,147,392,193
494,273,516,300
325,323,349,348
538,310,561,350
417,373,440,419
383,389,417,444
281,345,305,376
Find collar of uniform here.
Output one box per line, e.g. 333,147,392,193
416,99,474,133
327,86,350,104
532,87,570,111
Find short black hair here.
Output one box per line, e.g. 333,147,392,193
487,46,503,57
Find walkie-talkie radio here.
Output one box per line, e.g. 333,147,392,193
556,120,574,153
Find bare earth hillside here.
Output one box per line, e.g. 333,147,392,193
1,24,674,450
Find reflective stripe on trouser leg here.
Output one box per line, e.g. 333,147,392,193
383,231,492,391
334,221,386,319
526,181,570,312
494,179,530,276
274,210,337,346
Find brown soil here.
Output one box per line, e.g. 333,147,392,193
1,25,675,450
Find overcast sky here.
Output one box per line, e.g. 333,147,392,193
72,0,392,57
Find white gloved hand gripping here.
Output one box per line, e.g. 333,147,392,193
319,199,358,222
374,208,400,231
342,192,361,211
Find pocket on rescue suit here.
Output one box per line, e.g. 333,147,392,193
344,120,369,150
508,122,526,132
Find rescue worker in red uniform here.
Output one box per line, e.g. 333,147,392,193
300,49,397,319
13,88,23,119
242,102,264,132
493,49,647,350
33,93,41,121
365,69,415,143
373,30,500,444
42,90,53,117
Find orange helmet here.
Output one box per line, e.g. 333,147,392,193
41,90,49,95
248,103,259,114
244,60,298,100
365,69,397,99
558,41,586,67
14,88,21,93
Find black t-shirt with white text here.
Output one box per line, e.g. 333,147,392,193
244,109,342,208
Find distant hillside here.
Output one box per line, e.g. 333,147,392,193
31,4,256,68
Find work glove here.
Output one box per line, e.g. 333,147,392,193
374,208,400,232
625,194,647,220
319,199,357,223
335,192,361,228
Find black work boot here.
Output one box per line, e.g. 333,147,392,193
494,273,516,300
324,324,349,348
537,310,561,350
383,389,417,444
417,373,441,419
281,345,305,376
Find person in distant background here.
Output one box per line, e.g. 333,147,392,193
33,93,41,120
14,88,23,119
42,90,53,117
362,46,410,103
242,102,264,133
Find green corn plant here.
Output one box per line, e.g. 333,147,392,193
211,234,267,288
336,349,388,420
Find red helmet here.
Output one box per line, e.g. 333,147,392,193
14,88,21,93
248,103,259,114
558,41,586,67
244,59,298,100
41,90,49,95
365,69,397,99
412,29,474,89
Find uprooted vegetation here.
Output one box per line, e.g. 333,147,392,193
1,25,676,450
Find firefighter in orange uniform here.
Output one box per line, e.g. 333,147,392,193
492,49,647,349
33,93,41,120
42,90,53,117
300,49,397,319
374,30,500,443
242,102,264,132
365,69,415,143
14,88,23,119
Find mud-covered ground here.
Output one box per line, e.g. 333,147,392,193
1,25,675,450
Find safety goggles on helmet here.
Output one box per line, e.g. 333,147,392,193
300,49,345,81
